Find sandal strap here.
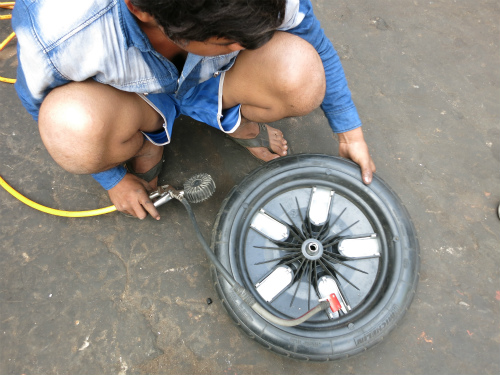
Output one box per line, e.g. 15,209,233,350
125,153,165,182
230,123,272,151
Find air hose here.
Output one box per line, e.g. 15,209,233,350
178,196,331,327
1,171,332,324
1,1,331,325
0,175,116,217
1,2,16,84
1,172,331,325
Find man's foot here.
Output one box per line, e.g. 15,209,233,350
125,141,164,189
229,119,288,162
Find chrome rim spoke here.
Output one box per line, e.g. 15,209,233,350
262,209,306,243
318,207,346,241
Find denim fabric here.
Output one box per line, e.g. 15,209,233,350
91,165,127,191
139,72,242,147
282,1,362,133
12,0,362,190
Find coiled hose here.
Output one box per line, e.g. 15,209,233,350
1,2,16,84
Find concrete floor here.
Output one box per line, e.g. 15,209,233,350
1,0,499,374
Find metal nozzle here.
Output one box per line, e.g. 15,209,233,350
148,173,215,207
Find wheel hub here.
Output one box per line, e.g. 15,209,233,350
301,239,324,260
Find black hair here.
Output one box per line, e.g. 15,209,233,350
129,0,287,49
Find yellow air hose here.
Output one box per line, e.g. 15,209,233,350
0,3,16,83
0,176,117,217
1,2,116,217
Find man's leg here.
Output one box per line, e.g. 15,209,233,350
223,31,326,161
38,79,165,219
38,79,164,184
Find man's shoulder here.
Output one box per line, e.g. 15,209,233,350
16,0,120,46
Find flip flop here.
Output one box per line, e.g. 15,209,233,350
125,149,165,182
120,151,165,219
229,123,290,161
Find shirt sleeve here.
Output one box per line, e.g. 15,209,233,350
91,166,128,191
279,0,362,133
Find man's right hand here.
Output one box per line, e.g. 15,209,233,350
108,173,160,220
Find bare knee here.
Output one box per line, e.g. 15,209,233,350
39,81,151,174
226,32,326,120
39,83,111,174
272,33,326,116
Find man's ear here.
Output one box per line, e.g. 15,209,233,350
123,0,156,23
227,43,246,52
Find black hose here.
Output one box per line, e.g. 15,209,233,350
252,300,331,327
179,198,236,287
178,198,331,326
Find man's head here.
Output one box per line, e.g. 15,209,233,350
128,0,287,50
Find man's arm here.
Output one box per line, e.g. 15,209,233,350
279,0,376,183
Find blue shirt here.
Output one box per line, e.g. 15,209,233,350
12,0,362,189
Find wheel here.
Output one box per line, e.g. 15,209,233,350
211,154,420,361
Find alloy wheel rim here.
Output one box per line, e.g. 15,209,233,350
231,178,393,329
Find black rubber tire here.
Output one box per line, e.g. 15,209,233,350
211,154,420,361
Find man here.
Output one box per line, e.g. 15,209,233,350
12,0,375,219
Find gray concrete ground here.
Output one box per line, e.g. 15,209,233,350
1,0,499,374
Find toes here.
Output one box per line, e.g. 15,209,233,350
265,125,288,155
238,123,289,161
249,147,280,162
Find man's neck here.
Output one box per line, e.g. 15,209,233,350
137,19,188,67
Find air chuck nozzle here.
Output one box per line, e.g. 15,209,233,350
183,173,216,203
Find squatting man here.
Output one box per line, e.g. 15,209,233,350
12,0,376,219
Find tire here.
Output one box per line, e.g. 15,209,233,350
211,154,420,361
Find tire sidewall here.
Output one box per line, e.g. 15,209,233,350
212,155,420,360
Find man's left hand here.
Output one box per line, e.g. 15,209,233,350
337,127,376,185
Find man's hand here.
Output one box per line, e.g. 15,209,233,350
338,127,376,185
108,173,160,220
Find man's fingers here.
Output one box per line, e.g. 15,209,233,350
114,175,162,220
142,199,161,221
360,155,376,185
134,188,160,220
337,140,376,185
361,165,373,185
129,200,148,220
337,127,376,185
